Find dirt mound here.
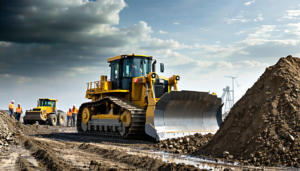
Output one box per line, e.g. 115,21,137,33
195,55,300,168
152,133,213,154
0,110,50,135
0,111,19,154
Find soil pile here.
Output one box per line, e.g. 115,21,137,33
0,110,49,135
153,133,213,154
195,55,300,168
0,111,20,153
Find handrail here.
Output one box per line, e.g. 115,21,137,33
86,79,111,90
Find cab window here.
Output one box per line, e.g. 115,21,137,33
40,100,51,106
114,63,119,79
51,101,56,108
122,58,151,77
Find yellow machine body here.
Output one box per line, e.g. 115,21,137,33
78,54,223,141
24,98,58,121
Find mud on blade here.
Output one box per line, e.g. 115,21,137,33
145,91,223,141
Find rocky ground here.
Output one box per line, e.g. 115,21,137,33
152,133,213,154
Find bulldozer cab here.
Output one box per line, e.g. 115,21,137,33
36,98,57,114
109,54,152,90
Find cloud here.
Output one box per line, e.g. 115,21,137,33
244,0,255,6
256,14,264,21
247,25,277,39
173,22,180,25
191,43,248,58
225,13,264,24
224,14,250,24
285,23,300,37
282,10,300,20
0,0,191,78
235,31,245,35
140,38,190,50
236,61,269,68
190,24,300,60
167,59,270,83
1,0,300,83
158,30,167,34
0,0,127,44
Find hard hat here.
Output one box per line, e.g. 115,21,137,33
69,107,72,109
18,103,20,105
73,104,75,106
11,100,14,102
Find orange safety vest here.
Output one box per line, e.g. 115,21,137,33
16,107,22,113
72,108,78,114
9,104,15,111
67,110,72,116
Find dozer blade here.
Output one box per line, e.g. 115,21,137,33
145,91,223,141
23,111,47,121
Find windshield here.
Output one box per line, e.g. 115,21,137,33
123,58,151,77
39,100,51,107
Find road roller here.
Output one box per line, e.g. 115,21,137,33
23,98,67,126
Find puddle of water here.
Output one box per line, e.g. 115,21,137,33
126,150,298,171
126,150,229,170
21,156,38,167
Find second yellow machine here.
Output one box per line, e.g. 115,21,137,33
77,54,223,141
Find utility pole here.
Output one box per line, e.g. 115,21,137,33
225,76,238,104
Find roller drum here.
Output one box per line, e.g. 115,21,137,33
23,111,46,121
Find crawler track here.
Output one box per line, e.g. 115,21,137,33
77,96,147,139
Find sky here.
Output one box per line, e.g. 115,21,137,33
0,0,300,113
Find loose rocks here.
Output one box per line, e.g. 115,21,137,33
153,133,213,154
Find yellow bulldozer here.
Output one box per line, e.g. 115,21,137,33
23,98,67,126
77,54,223,141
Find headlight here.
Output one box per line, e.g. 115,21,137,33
176,76,180,80
151,73,156,78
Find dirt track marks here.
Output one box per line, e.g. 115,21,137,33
21,135,81,171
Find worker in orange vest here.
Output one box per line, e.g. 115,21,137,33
67,107,72,127
72,104,78,127
8,100,15,118
15,103,22,121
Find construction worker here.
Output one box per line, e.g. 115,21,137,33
131,64,142,77
67,107,72,127
72,104,78,127
15,103,22,121
8,100,15,118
